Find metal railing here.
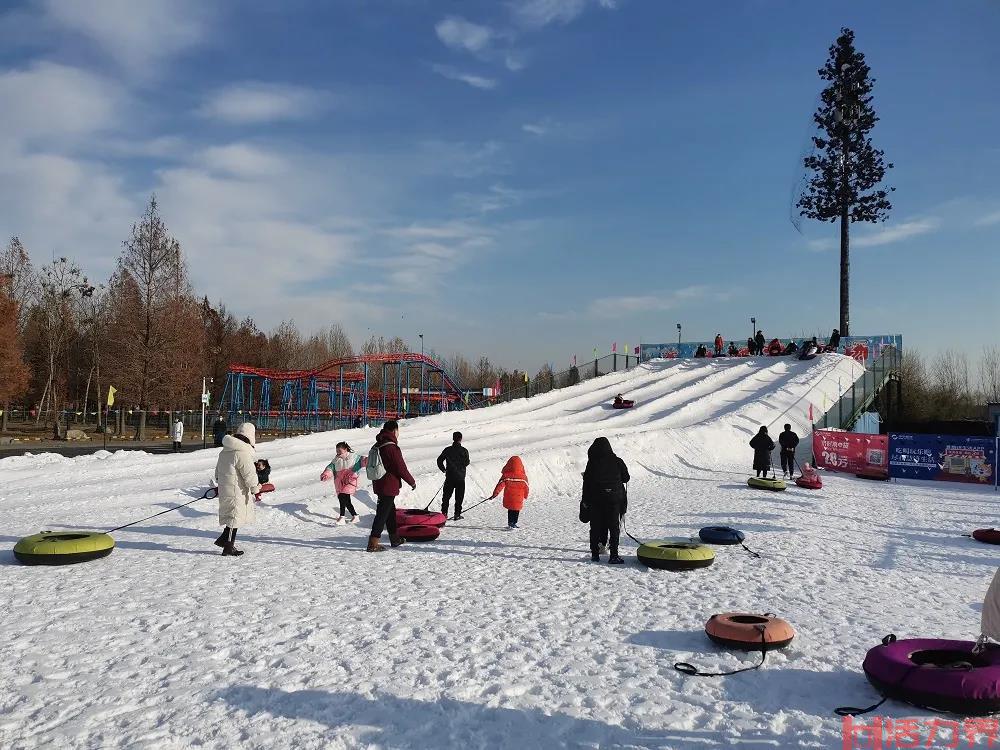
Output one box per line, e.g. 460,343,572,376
814,346,901,431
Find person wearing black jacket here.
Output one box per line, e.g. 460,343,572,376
828,328,841,351
749,426,775,477
212,415,228,448
582,437,630,564
778,424,799,478
754,330,766,356
437,431,470,519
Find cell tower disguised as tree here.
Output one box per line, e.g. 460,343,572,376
797,27,893,336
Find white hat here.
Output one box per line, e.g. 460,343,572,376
236,423,256,447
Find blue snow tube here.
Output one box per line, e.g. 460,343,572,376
698,526,745,545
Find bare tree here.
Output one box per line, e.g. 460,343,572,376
0,236,37,332
0,275,29,408
981,346,1000,405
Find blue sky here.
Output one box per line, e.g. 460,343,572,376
0,0,997,372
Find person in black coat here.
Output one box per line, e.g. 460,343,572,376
828,328,841,351
212,415,228,448
437,431,470,519
749,426,775,477
754,330,766,356
778,424,799,478
582,437,630,564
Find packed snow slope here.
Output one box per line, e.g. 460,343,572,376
2,354,998,749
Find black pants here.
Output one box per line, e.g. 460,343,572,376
780,450,796,475
371,495,398,538
441,478,465,517
338,493,357,517
590,505,621,556
172,441,181,451
507,509,520,526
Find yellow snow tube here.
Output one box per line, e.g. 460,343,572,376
637,540,715,571
13,531,115,565
747,477,786,491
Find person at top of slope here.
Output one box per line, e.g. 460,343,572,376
754,330,766,356
582,437,629,565
783,340,799,355
728,342,739,357
767,338,783,356
826,328,841,352
320,441,366,524
488,456,529,529
367,420,416,552
714,334,724,356
799,338,820,360
213,422,262,557
437,431,470,520
749,426,775,478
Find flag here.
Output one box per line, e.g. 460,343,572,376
573,355,577,366
634,346,640,355
106,386,117,407
612,342,617,353
808,404,813,422
593,347,597,359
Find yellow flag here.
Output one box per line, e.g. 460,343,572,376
107,386,117,407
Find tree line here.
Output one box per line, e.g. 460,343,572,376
0,197,542,429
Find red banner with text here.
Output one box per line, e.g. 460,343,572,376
813,430,889,478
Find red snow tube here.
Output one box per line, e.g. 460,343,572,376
397,524,440,542
794,475,822,490
395,509,447,528
973,529,1000,545
613,400,635,409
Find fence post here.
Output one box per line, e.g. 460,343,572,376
594,359,598,378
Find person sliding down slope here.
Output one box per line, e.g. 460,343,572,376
488,456,529,529
749,426,775,478
582,437,629,565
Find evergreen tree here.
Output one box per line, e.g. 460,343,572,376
797,27,894,335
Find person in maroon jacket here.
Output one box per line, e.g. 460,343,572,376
368,420,416,552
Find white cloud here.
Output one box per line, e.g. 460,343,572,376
200,143,289,178
0,62,125,145
548,285,712,320
199,82,329,123
974,210,1000,227
855,218,940,247
38,0,209,74
435,16,494,53
522,120,550,136
505,53,527,72
454,184,523,213
431,64,497,90
510,0,618,30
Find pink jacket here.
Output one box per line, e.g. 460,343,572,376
326,452,366,495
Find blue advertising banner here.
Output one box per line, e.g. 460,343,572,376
888,433,997,486
640,334,902,368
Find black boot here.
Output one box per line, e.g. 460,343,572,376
591,550,600,562
222,545,244,557
214,528,230,548
609,550,624,564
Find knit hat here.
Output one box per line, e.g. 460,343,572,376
236,423,256,447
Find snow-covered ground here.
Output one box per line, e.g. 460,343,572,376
2,355,997,749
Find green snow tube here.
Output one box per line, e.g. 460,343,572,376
747,477,786,492
636,540,715,571
13,531,115,565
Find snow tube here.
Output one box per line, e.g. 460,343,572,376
395,509,447,528
612,400,635,409
698,526,745,545
705,612,795,651
856,471,889,481
397,524,440,542
973,529,1000,545
13,531,115,565
861,636,1000,715
795,475,822,490
636,541,715,571
747,477,786,491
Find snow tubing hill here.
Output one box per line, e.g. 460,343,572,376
747,477,786,491
396,524,440,542
698,526,745,545
637,541,715,571
795,475,822,490
862,636,1000,715
973,529,1000,545
14,531,115,565
705,613,795,651
395,509,447,528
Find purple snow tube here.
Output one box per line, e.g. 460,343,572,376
862,636,1000,715
395,509,447,528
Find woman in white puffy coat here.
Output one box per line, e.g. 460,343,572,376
213,423,261,557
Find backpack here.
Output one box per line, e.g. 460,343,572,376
367,443,387,481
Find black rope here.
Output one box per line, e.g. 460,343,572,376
834,634,899,716
422,482,444,511
621,517,643,546
674,626,769,677
741,543,762,559
106,487,218,534
451,495,496,520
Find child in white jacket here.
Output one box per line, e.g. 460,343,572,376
320,441,367,524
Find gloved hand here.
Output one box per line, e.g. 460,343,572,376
320,468,333,482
